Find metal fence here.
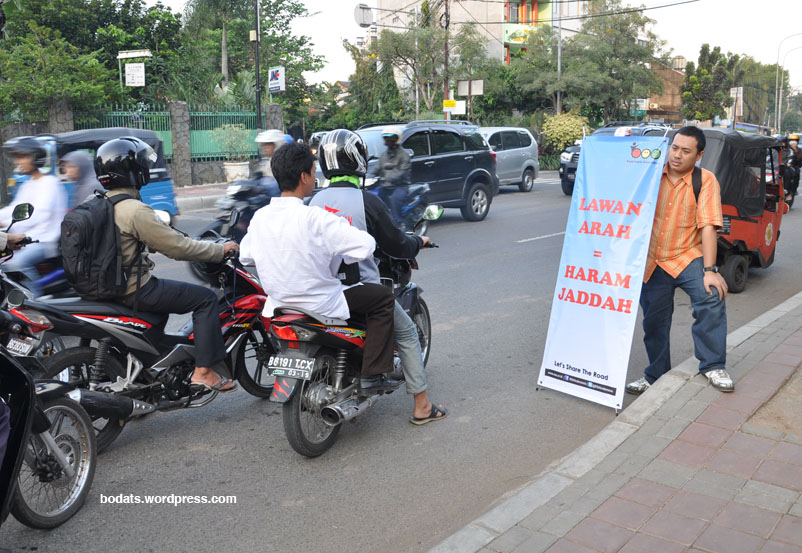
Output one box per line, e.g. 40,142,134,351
76,103,173,160
75,103,262,161
189,104,259,161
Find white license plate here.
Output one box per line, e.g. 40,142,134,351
267,355,314,380
6,337,34,356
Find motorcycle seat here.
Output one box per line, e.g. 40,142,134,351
272,306,347,327
41,297,168,327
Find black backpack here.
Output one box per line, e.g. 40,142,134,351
60,192,143,301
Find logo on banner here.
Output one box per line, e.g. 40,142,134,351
629,143,662,161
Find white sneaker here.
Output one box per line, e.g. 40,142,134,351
625,377,651,395
705,369,734,392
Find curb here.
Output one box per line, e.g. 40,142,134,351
427,290,802,553
176,194,223,213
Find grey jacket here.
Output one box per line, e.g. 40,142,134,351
377,147,411,186
108,188,225,295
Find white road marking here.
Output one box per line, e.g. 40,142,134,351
516,231,565,243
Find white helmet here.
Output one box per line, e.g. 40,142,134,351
256,129,286,146
381,126,403,141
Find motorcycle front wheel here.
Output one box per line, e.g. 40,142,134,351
11,397,97,529
41,347,126,454
235,323,276,398
282,350,341,457
415,298,432,367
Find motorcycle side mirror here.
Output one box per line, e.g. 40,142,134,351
7,289,26,308
11,203,33,223
154,210,172,225
423,205,444,221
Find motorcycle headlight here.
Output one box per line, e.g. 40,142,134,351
226,184,242,196
363,177,378,188
560,152,572,162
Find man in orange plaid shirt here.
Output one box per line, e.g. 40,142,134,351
626,126,733,395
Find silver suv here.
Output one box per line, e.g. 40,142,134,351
479,127,539,192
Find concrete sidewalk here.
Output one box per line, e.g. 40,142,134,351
430,292,802,553
174,183,227,212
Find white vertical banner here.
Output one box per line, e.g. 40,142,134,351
538,136,669,410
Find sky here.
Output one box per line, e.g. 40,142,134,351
152,0,802,92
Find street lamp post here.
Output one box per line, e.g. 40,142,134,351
253,0,262,131
775,33,802,129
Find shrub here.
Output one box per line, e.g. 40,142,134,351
211,123,254,161
541,111,588,153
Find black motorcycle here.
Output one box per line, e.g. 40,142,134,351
0,312,96,530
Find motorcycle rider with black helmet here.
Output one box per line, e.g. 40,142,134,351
0,137,68,296
311,129,447,424
94,137,240,393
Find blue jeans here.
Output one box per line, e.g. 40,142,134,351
640,257,727,384
394,301,427,395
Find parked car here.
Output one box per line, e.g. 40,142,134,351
351,120,500,222
559,121,671,195
479,127,539,192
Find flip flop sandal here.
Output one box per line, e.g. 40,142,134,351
409,405,448,425
191,376,238,394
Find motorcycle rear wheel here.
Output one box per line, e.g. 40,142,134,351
41,347,126,454
282,350,341,457
11,397,97,529
235,324,276,398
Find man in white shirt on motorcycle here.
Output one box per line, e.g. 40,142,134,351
0,137,68,296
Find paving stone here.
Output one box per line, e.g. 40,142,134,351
613,455,653,479
770,515,802,548
663,489,728,520
519,504,562,532
590,497,656,531
694,385,725,405
754,460,802,492
742,423,787,441
592,450,630,475
786,433,802,446
712,391,767,415
564,518,633,553
659,439,717,469
684,469,748,499
566,495,607,518
543,538,597,553
724,432,779,457
550,485,591,510
714,501,783,538
678,422,734,448
486,526,535,553
539,510,586,537
770,442,802,467
773,344,802,357
510,531,558,553
697,405,750,430
657,417,692,440
792,499,802,518
693,524,766,553
736,481,800,513
706,449,763,479
676,399,710,421
640,508,708,545
636,415,669,438
584,473,630,501
763,352,802,368
761,540,802,553
617,533,685,553
573,468,606,489
638,458,697,489
614,477,676,508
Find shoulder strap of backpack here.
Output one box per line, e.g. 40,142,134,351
107,193,145,311
109,193,135,206
692,166,702,202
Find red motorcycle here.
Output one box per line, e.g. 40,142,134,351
6,255,276,452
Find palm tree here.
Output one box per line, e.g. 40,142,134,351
184,0,249,86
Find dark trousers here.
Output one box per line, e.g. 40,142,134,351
343,283,395,377
125,278,225,368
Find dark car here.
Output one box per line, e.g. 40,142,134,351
558,121,671,195
353,120,500,222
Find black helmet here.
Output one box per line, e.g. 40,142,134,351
94,136,157,190
3,136,47,168
318,129,368,179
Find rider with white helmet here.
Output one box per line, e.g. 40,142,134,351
255,129,289,178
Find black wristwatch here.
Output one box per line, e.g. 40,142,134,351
704,265,719,273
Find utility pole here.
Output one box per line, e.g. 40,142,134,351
253,0,262,131
556,1,562,113
443,0,450,121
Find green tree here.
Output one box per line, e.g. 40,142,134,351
737,57,777,127
184,0,251,86
0,22,114,119
681,44,743,121
336,41,403,128
566,0,664,122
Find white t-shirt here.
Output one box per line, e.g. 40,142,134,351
0,174,68,245
240,196,376,320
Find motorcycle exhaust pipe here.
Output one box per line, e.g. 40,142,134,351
321,394,381,426
74,390,156,421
